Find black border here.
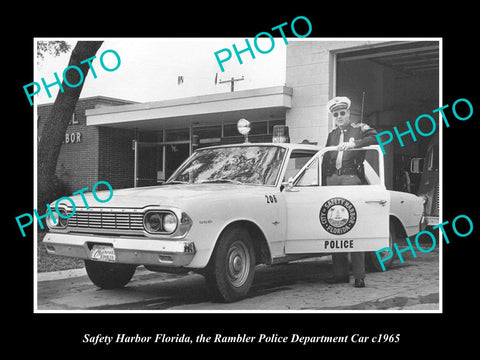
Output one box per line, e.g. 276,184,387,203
10,5,478,354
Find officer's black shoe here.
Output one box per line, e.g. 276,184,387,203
354,279,365,288
325,276,350,284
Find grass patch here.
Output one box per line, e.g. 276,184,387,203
37,231,84,273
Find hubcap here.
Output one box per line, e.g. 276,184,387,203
227,241,250,288
233,255,243,272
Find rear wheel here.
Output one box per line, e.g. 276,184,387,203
366,220,397,272
85,260,137,289
204,226,256,302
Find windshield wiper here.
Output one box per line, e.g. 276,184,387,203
163,180,189,185
198,179,244,185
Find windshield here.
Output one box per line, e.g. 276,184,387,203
168,146,286,186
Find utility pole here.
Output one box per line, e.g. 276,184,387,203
218,76,244,92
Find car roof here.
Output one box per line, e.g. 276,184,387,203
195,142,322,152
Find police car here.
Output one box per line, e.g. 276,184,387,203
43,120,425,302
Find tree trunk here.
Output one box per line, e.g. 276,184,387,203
37,41,103,209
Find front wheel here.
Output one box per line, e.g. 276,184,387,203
204,226,256,302
84,260,137,289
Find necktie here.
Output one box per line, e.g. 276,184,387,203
335,130,344,170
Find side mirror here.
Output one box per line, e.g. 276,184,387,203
281,177,298,192
410,158,424,174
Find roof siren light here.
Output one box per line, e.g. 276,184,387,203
272,125,290,143
237,118,251,143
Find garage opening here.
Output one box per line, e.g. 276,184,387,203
335,41,440,193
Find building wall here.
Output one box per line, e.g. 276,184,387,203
38,97,135,194
98,127,135,189
285,40,383,145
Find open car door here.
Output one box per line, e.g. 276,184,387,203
284,145,390,254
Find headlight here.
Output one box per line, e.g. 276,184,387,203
46,211,59,229
46,207,68,230
163,213,178,233
144,211,178,234
144,212,163,232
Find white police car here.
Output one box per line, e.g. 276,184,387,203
44,120,425,302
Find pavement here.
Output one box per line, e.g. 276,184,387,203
36,248,440,312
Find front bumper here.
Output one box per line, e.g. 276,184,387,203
424,216,439,226
43,232,196,267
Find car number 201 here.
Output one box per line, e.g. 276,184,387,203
265,195,277,204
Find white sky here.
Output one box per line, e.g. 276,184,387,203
34,38,287,104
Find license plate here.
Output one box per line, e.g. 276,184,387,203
90,244,116,262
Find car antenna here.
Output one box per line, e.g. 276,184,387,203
360,91,365,124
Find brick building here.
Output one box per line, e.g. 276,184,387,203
38,96,137,193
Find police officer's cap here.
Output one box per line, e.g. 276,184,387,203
327,96,351,113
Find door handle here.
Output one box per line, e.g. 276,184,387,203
365,199,387,206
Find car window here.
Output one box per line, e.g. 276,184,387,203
292,147,383,187
295,157,319,186
283,151,317,182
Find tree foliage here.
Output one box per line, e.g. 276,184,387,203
37,41,71,62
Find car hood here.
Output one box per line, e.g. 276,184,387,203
58,183,269,209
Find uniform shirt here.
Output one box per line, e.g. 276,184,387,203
323,123,378,174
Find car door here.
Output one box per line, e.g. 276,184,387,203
284,145,390,254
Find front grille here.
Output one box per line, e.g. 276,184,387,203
67,209,144,232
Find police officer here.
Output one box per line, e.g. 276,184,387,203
323,96,378,288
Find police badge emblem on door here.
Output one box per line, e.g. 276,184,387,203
319,197,357,235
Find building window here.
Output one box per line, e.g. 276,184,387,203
223,119,285,137
223,123,241,137
249,121,268,135
193,125,222,143
165,128,190,142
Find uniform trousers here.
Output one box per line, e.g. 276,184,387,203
326,173,365,280
331,252,365,280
